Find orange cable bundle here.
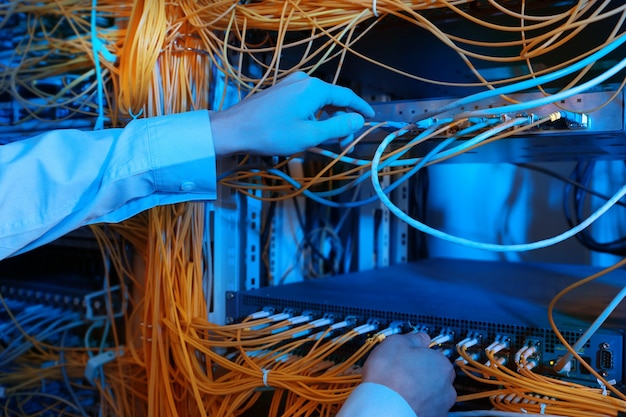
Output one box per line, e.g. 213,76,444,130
454,258,626,417
98,201,387,415
1,0,624,122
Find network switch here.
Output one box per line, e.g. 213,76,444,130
226,258,625,387
357,86,626,164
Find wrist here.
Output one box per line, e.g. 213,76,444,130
209,108,250,156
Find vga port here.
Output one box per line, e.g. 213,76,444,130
598,346,614,370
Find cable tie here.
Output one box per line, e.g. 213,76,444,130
597,378,608,395
262,368,270,387
520,408,527,414
371,0,378,17
84,348,124,386
540,403,546,414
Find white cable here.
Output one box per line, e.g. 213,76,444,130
424,34,626,120
554,283,626,372
431,333,453,345
262,368,270,387
370,116,626,252
371,0,378,17
458,54,626,119
371,116,626,252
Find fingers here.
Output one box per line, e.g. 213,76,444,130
313,113,365,143
279,72,375,118
362,332,457,417
314,79,375,118
383,332,431,349
221,71,374,155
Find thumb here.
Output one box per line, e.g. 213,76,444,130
312,113,365,143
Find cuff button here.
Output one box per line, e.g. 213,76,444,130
180,181,195,191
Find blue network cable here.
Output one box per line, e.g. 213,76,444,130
0,305,83,367
424,116,535,163
420,33,626,119
259,124,432,208
371,113,626,252
227,117,505,208
311,118,502,203
310,119,451,171
458,54,626,118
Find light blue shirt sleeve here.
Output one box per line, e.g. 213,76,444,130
338,382,417,417
0,110,217,260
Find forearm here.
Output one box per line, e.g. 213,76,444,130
0,73,376,260
0,110,217,260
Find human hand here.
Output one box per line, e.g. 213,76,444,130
210,72,375,156
362,332,456,417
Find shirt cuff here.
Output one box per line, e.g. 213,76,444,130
146,109,217,196
337,382,417,417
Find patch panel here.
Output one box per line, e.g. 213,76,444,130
357,86,626,164
0,275,124,415
0,277,126,320
226,258,625,387
0,279,88,313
